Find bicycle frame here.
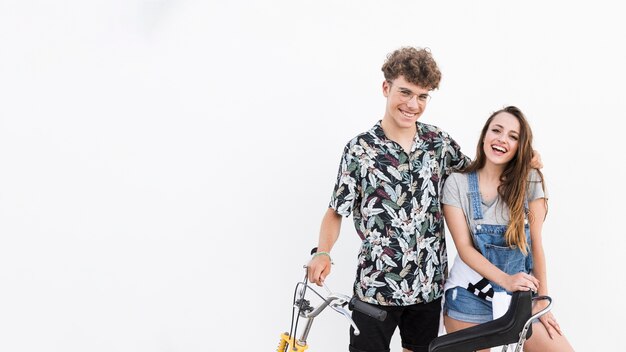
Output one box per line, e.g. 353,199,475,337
277,253,386,352
428,291,554,352
510,295,552,352
277,273,358,352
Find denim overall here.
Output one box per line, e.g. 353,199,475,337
468,172,533,293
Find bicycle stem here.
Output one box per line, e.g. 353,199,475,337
296,292,362,345
512,295,553,352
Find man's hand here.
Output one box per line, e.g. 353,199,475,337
531,149,543,169
307,254,332,286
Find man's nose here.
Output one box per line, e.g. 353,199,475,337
406,94,419,108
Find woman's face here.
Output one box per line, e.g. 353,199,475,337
482,112,521,166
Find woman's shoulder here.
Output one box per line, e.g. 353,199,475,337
527,169,544,183
447,172,466,182
526,169,547,200
444,172,468,190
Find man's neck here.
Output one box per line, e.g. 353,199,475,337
380,118,417,152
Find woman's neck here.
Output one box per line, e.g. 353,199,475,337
477,164,505,203
478,164,505,183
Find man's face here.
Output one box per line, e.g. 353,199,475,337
382,76,431,130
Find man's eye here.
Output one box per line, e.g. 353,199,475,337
419,95,429,101
400,91,411,96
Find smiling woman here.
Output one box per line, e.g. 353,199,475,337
440,106,575,352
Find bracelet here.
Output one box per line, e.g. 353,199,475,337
313,251,333,264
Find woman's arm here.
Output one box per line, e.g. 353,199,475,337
444,204,539,292
529,198,548,296
529,197,563,338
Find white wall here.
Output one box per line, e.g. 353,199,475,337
0,1,623,351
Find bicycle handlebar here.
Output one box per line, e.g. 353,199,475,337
309,246,387,322
279,247,388,351
349,297,388,322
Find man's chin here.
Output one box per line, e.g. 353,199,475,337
399,117,418,127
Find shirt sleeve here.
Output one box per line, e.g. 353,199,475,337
443,132,471,175
442,173,463,208
329,142,361,217
526,169,546,202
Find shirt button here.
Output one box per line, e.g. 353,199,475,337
476,224,482,230
524,219,528,225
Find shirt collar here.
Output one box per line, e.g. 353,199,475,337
372,120,424,150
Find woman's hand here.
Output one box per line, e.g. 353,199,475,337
538,310,563,339
502,272,539,292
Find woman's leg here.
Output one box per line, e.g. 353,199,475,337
443,314,490,352
523,322,574,352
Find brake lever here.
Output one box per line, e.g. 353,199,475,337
330,303,360,336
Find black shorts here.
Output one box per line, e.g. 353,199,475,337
349,297,442,352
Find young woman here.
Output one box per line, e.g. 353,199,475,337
441,106,574,351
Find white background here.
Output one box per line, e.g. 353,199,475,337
0,1,623,351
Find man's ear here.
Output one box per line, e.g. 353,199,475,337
382,80,390,97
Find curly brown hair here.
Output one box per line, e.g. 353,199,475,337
381,47,442,90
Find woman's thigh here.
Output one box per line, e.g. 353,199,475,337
442,315,490,352
523,322,574,352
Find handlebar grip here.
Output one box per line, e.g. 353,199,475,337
349,297,387,322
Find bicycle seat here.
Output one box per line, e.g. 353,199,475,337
428,290,533,352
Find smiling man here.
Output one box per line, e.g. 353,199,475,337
307,47,471,352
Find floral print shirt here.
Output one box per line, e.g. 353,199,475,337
330,121,469,306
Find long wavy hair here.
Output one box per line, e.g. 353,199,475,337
463,106,546,254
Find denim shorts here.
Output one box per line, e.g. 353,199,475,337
444,287,492,324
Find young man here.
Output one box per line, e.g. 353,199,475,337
307,47,470,352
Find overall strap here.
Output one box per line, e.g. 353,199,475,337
468,171,483,220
